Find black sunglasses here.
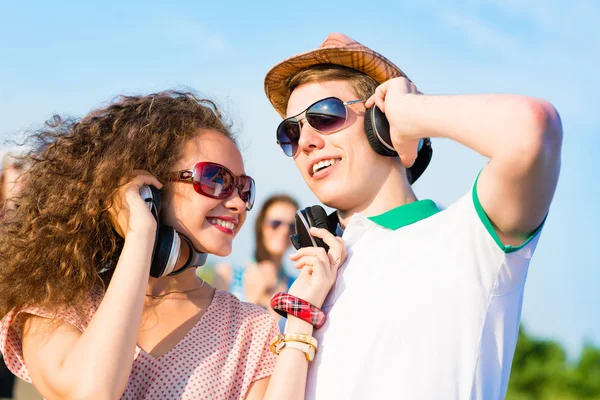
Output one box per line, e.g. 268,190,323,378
265,219,295,233
276,97,365,157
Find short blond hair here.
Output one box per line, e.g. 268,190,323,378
285,64,379,108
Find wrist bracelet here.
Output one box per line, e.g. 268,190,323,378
270,292,327,329
279,341,316,362
269,333,318,362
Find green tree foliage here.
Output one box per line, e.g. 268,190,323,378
507,326,600,399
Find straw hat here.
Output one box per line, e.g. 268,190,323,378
264,32,410,118
264,33,431,184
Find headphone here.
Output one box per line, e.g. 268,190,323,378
290,206,337,251
363,105,433,184
139,185,207,278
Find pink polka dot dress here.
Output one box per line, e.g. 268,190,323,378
0,289,279,399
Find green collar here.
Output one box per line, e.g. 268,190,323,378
367,200,440,230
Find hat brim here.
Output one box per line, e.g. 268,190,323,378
264,47,408,118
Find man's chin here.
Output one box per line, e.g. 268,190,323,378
313,189,349,210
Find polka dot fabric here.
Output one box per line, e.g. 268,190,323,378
0,290,279,399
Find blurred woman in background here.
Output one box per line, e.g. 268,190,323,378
0,152,28,219
216,194,299,327
0,151,29,400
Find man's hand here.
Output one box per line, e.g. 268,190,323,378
366,77,423,168
370,78,562,244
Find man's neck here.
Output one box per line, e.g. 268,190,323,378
336,169,418,228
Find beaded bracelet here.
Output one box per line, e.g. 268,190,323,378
270,292,327,329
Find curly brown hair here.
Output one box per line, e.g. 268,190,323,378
0,91,235,319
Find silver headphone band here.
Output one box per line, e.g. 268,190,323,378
296,210,318,247
179,234,208,268
163,232,181,276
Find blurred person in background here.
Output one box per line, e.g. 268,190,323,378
216,194,299,329
0,153,28,219
1,152,28,400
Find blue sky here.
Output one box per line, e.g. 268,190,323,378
1,0,598,357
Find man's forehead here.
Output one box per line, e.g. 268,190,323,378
286,80,356,117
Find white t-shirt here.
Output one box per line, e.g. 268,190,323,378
305,182,543,400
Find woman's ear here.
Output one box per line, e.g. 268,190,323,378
106,195,126,239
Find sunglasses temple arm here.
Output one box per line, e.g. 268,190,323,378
344,99,367,105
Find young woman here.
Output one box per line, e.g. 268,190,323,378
0,91,345,399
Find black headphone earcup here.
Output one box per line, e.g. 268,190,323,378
148,185,161,214
364,106,397,157
307,206,330,230
305,206,331,252
409,138,433,184
364,108,433,184
150,225,179,278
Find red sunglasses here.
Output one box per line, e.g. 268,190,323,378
169,162,256,211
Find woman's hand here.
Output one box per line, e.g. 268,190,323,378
108,170,163,238
287,227,347,308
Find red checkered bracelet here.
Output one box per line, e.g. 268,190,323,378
270,292,327,329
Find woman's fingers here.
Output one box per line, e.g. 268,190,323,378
292,254,330,283
129,170,163,190
288,228,347,272
308,227,347,270
109,170,163,237
289,246,327,261
291,250,328,270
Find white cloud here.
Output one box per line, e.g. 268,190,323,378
161,15,228,51
206,34,226,50
486,0,554,25
426,1,598,127
440,10,518,52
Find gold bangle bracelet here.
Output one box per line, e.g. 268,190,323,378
283,333,318,348
279,341,316,362
270,333,318,355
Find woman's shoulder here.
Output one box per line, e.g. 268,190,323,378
209,290,279,352
213,289,275,325
0,286,104,383
214,290,271,315
3,286,103,333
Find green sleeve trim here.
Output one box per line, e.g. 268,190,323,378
472,172,544,254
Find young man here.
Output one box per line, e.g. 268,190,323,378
263,33,562,399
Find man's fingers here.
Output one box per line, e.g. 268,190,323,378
365,94,376,109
